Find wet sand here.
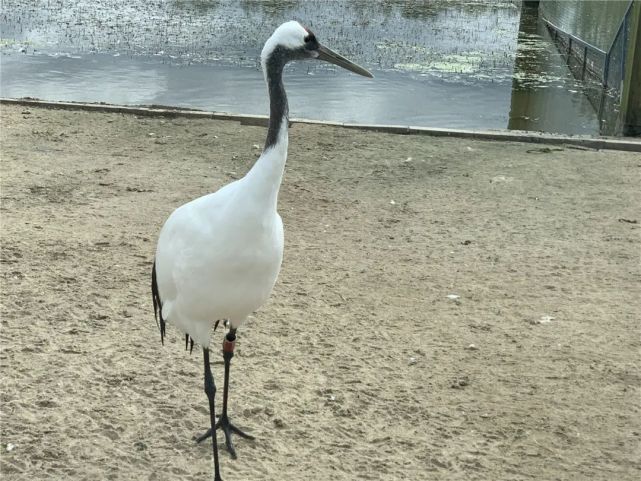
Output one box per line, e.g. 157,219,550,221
1,104,640,480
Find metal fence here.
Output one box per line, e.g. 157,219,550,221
542,0,635,135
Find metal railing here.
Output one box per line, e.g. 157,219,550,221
543,17,607,79
541,0,636,134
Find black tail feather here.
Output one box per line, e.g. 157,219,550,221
184,333,195,354
151,261,166,345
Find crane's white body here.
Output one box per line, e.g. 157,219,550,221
155,126,288,348
152,21,371,480
153,20,370,351
154,23,307,350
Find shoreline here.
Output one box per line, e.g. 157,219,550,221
3,97,640,152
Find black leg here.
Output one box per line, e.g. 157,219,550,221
218,329,255,458
196,329,254,459
203,348,223,481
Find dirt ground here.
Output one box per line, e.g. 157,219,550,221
1,103,639,481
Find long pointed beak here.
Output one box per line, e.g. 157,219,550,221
317,45,373,78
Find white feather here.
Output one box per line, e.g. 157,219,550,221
260,20,308,76
155,123,287,348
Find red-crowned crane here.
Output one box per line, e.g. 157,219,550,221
151,21,372,480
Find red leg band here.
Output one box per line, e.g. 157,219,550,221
223,338,235,353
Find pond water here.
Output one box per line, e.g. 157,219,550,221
0,0,600,135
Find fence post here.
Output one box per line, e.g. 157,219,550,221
620,0,641,135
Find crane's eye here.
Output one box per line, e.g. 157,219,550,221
304,36,311,43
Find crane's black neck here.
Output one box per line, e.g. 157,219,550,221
264,47,290,150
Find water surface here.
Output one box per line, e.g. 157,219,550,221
1,52,514,129
0,0,600,134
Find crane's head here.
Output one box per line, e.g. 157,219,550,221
261,21,373,78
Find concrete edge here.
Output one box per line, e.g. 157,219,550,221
2,97,640,152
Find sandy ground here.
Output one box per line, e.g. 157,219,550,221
1,103,640,481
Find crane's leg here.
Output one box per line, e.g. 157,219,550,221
218,329,255,457
203,348,223,481
196,328,254,459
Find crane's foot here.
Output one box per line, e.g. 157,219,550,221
195,415,255,459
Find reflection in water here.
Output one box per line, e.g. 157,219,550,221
539,0,631,51
508,3,599,135
0,53,511,129
538,0,636,136
0,55,168,105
